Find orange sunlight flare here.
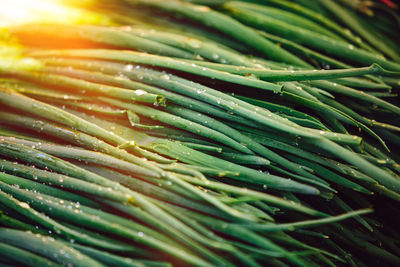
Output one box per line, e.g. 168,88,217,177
0,0,111,27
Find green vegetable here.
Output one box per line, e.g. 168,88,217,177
1,1,400,266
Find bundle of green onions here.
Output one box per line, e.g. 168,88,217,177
1,0,400,266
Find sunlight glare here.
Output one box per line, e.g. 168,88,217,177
0,0,111,26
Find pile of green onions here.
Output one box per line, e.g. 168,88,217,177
0,0,400,266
